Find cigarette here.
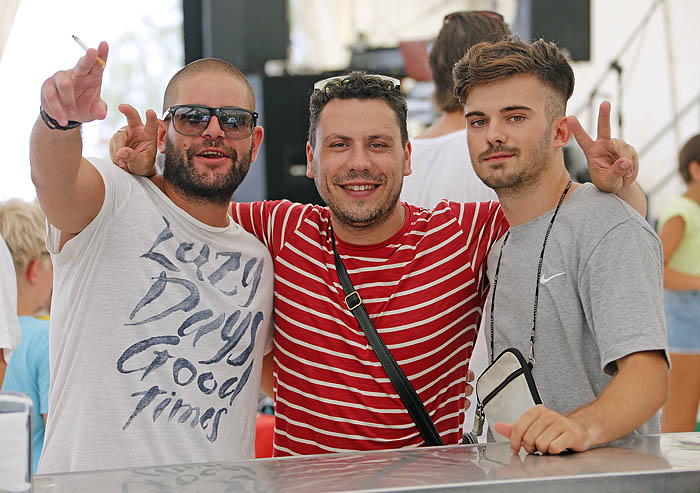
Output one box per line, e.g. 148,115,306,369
72,35,105,68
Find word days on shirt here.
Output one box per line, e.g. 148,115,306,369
116,216,265,443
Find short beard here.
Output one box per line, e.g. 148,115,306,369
319,169,401,230
163,136,251,205
475,128,553,197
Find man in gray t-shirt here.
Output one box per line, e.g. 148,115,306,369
453,37,669,455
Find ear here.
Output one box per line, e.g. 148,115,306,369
157,120,168,154
249,126,264,164
25,259,41,284
403,140,412,177
689,160,700,181
552,116,572,150
306,141,315,178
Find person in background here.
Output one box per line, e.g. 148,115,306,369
0,199,52,473
0,231,21,387
453,36,668,455
400,10,510,440
659,134,700,432
400,10,509,208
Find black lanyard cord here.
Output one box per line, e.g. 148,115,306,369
489,180,572,366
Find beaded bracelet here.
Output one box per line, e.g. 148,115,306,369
39,106,81,130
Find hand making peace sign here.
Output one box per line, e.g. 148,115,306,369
109,104,160,175
568,101,639,195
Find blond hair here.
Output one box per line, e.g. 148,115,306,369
0,199,48,273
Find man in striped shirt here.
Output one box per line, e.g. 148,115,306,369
112,72,642,457
231,74,509,455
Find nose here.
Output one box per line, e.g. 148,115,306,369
201,115,225,139
347,144,372,173
485,119,507,147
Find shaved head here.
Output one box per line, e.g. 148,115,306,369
163,58,255,112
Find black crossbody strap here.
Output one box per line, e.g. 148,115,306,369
331,234,443,446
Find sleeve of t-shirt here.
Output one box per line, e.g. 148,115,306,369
449,200,508,297
231,200,310,257
46,157,134,257
657,197,693,233
579,219,670,375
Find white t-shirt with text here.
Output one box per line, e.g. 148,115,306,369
39,158,274,473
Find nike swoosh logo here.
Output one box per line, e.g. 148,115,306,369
540,272,566,284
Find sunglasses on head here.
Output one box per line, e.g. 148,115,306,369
162,104,258,140
313,74,401,92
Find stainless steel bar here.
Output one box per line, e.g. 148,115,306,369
32,433,700,493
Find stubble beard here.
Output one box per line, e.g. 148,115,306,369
318,168,402,230
475,130,553,198
163,136,252,206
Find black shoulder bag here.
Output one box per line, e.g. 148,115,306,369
331,234,443,446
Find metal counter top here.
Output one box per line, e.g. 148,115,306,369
32,433,700,492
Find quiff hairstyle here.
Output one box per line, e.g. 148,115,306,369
0,199,48,273
430,11,510,113
678,134,700,184
453,37,575,120
308,72,408,148
162,58,256,112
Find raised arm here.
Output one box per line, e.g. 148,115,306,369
568,101,647,216
30,41,109,235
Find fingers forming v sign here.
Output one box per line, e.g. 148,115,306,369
41,41,109,126
110,104,159,175
568,100,611,153
567,101,638,193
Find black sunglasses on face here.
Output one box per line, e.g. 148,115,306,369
162,104,258,140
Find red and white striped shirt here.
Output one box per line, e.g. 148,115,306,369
232,200,506,456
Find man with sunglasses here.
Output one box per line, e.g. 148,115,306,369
112,68,644,457
29,42,274,473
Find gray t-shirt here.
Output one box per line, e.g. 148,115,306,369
484,183,669,437
40,158,274,474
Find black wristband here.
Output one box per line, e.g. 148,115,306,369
39,106,82,131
